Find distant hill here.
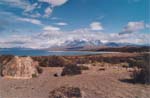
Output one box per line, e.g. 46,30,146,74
94,46,150,52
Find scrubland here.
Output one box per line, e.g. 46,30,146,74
0,52,150,98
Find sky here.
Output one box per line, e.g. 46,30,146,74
0,0,149,49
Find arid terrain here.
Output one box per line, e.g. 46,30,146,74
0,53,150,98
0,0,149,97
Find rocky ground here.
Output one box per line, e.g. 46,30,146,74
0,64,150,98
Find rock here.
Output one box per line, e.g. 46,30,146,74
1,56,39,79
54,73,58,77
54,72,62,77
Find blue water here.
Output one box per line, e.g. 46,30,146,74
0,48,117,56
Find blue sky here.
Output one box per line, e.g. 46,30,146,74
0,0,149,48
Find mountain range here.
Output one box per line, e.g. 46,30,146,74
0,39,149,51
47,39,149,51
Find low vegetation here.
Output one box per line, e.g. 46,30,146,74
49,86,82,98
0,53,149,83
96,46,150,52
78,65,89,70
32,74,37,78
0,55,14,64
131,54,150,84
36,66,43,74
0,63,3,76
32,56,72,67
61,64,82,76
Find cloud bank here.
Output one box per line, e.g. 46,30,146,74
0,0,68,18
119,21,145,35
39,0,68,7
0,28,149,49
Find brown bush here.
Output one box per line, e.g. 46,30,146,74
132,54,150,84
98,67,106,71
0,63,3,76
61,64,82,76
49,86,82,98
32,57,49,67
32,56,72,67
48,56,71,67
0,55,14,64
78,65,89,70
36,66,43,74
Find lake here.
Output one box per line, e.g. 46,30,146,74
0,48,118,56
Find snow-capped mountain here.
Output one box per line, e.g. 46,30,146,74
2,39,148,51
64,40,103,48
47,39,143,51
62,39,133,48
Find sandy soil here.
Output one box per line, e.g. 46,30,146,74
0,65,150,98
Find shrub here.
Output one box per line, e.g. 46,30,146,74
132,54,150,84
49,86,82,98
61,64,82,76
48,56,70,67
53,73,58,77
98,67,106,71
32,74,37,78
0,55,14,65
32,56,72,67
36,66,43,74
78,65,89,70
120,62,129,68
129,59,144,68
0,63,3,76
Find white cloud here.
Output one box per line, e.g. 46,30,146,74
126,21,145,31
90,22,103,30
55,22,68,26
119,21,145,35
17,18,42,25
0,29,149,49
44,7,53,17
23,12,42,18
38,0,68,17
39,0,68,7
43,26,60,31
0,0,29,9
0,0,39,17
146,24,150,28
24,3,38,12
1,0,68,18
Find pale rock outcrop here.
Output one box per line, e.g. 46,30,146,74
1,56,39,79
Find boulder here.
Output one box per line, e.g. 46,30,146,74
1,56,39,79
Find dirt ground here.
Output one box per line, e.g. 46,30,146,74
0,65,150,98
